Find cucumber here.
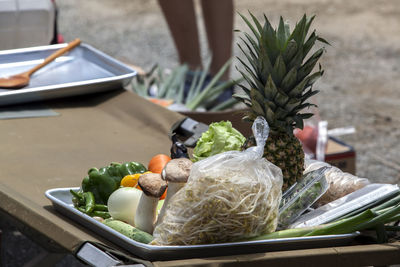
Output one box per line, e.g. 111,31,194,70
103,219,154,244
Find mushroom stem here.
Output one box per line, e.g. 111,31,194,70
156,182,185,225
135,194,158,234
134,172,167,235
155,158,193,226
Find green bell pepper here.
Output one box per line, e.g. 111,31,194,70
81,161,147,204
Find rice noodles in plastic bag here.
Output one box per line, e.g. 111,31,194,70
152,117,283,245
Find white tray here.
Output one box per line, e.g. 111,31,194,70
0,43,136,106
45,187,360,261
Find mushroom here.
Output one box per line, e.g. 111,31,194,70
156,158,193,225
134,173,167,234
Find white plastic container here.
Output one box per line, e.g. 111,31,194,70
0,0,55,50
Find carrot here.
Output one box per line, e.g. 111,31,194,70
148,154,171,174
148,98,174,107
148,154,171,200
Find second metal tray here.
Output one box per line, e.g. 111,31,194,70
45,187,359,261
0,43,136,106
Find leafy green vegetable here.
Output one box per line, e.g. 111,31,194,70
192,121,246,162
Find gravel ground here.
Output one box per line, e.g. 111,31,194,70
2,0,400,266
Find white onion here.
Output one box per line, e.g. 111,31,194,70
107,187,142,226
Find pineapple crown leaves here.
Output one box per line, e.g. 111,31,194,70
235,12,329,133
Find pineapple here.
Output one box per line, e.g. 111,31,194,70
235,13,329,191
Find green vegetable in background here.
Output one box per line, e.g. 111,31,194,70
131,59,242,112
192,121,246,162
81,161,147,204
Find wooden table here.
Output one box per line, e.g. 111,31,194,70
1,89,399,267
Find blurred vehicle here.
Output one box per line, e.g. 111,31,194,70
0,0,62,50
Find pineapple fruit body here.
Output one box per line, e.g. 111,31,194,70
244,133,304,192
236,13,328,191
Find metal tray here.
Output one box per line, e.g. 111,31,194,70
0,43,136,106
45,187,359,261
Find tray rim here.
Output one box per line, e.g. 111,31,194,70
0,43,136,97
45,187,360,260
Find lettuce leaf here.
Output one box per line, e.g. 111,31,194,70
192,121,246,162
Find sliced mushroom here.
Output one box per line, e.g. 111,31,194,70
134,173,167,234
156,158,193,225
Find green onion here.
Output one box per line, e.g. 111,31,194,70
371,191,400,212
186,59,232,110
336,191,400,221
185,70,201,103
189,60,211,103
157,66,179,98
248,225,325,240
304,209,375,236
249,190,400,241
357,203,400,231
131,59,236,111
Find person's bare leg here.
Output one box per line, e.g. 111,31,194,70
158,0,202,70
200,0,234,80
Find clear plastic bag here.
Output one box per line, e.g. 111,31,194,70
152,117,283,245
305,159,370,207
